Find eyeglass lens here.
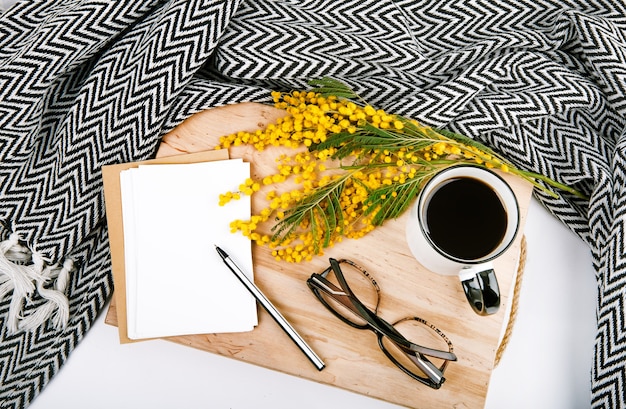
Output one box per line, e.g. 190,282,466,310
378,317,453,386
317,259,380,327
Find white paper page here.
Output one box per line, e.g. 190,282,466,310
120,159,257,339
120,169,139,338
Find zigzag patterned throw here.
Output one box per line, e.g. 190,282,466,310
0,0,624,407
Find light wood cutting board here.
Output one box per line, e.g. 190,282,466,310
105,102,533,409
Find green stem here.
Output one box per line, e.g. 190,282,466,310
511,168,588,200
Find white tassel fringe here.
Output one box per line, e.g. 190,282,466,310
0,233,74,333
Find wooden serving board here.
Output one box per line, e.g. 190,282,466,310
105,102,533,409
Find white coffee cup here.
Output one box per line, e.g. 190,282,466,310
406,165,520,316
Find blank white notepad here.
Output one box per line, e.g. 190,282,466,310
120,159,257,339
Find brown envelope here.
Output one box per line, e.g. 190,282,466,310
102,149,230,343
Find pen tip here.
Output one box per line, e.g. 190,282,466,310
214,245,228,259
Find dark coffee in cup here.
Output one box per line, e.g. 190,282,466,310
406,165,520,316
424,177,507,261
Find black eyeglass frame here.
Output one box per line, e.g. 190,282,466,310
307,258,457,389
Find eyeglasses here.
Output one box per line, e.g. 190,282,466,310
307,258,457,389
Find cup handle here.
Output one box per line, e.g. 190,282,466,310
459,265,500,316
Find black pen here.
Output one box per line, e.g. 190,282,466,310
215,246,326,371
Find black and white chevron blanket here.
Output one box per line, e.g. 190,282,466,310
0,0,624,407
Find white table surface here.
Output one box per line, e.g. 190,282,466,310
27,197,597,409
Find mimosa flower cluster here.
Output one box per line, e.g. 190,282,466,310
216,78,582,263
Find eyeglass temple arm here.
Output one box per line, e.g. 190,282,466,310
402,345,446,385
308,275,364,317
417,357,444,386
408,342,457,361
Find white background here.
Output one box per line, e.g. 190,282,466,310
28,197,597,409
